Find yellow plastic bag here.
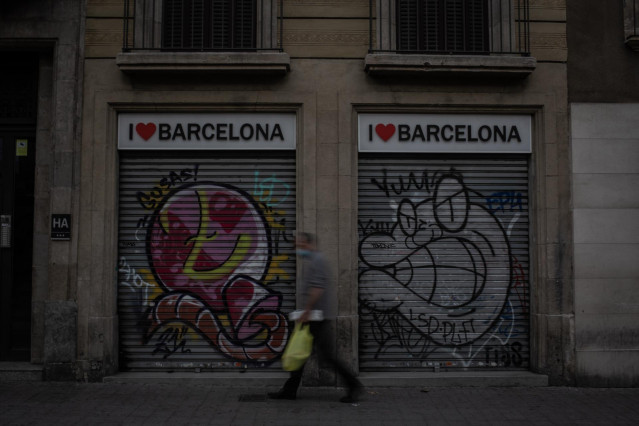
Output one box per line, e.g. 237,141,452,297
281,323,313,371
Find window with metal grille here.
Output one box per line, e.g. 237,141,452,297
397,0,489,53
162,0,256,50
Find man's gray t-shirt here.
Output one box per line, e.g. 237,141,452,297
302,250,335,320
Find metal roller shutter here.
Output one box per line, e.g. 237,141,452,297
118,153,296,371
358,156,529,370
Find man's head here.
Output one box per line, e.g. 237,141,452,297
296,232,316,251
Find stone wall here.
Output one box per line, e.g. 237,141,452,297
571,104,639,387
77,0,572,383
0,0,84,379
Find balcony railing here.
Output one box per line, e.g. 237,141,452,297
122,0,284,52
369,0,530,56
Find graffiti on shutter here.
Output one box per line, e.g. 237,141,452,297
358,157,529,370
118,155,295,370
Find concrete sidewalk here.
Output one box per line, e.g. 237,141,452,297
1,382,638,425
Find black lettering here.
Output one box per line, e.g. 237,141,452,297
256,124,268,140
412,125,425,141
188,123,201,141
494,125,506,142
271,124,284,141
169,171,182,186
398,124,410,141
229,123,240,141
442,321,455,343
240,124,253,140
202,124,215,140
129,123,133,140
442,125,454,142
426,316,440,335
508,126,522,142
217,123,227,140
369,124,373,141
427,125,440,142
479,125,491,142
371,170,390,197
159,123,171,140
455,125,465,142
358,219,371,235
172,124,185,141
136,191,155,210
467,125,478,142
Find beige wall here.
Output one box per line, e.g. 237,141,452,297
571,103,639,387
80,0,572,383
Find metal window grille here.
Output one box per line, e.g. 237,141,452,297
122,0,284,52
397,0,488,53
370,0,530,56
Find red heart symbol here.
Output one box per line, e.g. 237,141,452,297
136,123,157,141
375,124,396,142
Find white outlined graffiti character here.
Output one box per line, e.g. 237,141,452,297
359,171,512,348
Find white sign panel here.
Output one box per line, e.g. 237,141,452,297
358,113,532,153
118,112,296,150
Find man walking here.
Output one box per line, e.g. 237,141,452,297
269,232,363,403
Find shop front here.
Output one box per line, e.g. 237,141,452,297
357,112,532,371
116,111,297,371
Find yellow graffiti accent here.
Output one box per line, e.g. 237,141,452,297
264,254,289,285
138,268,164,302
216,314,231,330
159,190,252,281
258,202,290,285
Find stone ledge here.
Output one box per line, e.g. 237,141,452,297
0,362,43,382
365,53,536,78
116,51,291,74
626,35,639,52
104,371,289,386
359,371,548,387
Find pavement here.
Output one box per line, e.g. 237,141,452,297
1,381,638,425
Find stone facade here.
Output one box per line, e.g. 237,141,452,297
568,0,639,387
77,0,573,384
0,0,84,380
4,0,608,386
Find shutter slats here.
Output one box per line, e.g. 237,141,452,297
358,157,529,371
118,155,296,371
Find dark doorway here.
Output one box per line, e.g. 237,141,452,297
0,53,38,361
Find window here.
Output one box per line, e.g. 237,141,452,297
117,0,289,74
397,0,488,53
365,0,534,76
123,0,281,52
162,0,256,50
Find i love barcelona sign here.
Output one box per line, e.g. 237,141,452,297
358,113,532,154
118,112,296,150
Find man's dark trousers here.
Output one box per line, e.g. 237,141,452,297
281,320,360,397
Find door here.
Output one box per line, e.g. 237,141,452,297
0,52,38,361
0,131,36,361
